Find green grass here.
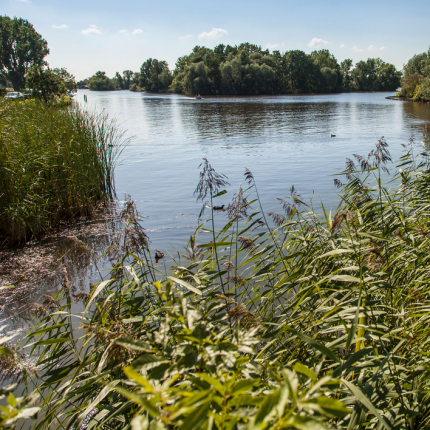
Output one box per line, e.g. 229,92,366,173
8,127,430,429
0,99,127,242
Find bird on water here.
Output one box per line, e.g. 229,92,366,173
213,205,225,211
155,249,165,259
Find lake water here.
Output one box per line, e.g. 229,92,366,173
79,90,430,254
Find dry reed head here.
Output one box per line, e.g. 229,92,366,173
224,260,235,272
244,167,254,185
368,137,392,173
238,236,255,250
180,236,207,261
267,212,286,227
227,184,248,220
334,178,344,189
194,158,230,202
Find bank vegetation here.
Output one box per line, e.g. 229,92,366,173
0,99,127,243
3,125,430,429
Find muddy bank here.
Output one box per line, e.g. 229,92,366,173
0,210,116,328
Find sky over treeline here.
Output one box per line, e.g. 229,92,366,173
1,0,430,80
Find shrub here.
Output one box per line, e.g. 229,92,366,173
414,77,430,102
398,72,422,98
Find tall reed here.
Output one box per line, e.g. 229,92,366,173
0,99,128,242
11,125,430,429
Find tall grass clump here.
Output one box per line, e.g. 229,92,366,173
0,99,127,242
13,125,430,429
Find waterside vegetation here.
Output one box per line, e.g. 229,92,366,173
397,48,430,102
7,126,430,429
0,99,127,243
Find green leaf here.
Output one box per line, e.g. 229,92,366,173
131,415,149,430
114,386,160,418
342,379,391,430
35,337,73,346
178,402,210,430
213,190,227,198
0,346,13,355
115,337,152,352
197,373,225,395
294,362,317,381
231,379,259,396
287,415,328,430
168,277,202,295
302,396,350,418
286,327,340,363
85,279,113,314
317,249,353,259
329,275,361,283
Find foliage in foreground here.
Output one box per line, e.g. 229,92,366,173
11,126,430,429
0,99,127,242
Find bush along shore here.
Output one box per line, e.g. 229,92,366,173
2,125,430,429
0,99,127,243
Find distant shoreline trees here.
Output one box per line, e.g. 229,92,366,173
86,43,402,96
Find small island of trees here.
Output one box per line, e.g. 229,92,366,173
83,43,403,96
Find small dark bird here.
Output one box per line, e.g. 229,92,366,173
331,134,336,137
213,205,225,211
155,249,165,259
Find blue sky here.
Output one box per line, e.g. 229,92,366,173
2,0,429,80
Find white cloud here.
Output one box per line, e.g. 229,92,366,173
353,45,385,53
369,45,385,51
180,34,193,40
266,42,285,51
15,0,30,3
119,29,128,35
82,25,102,36
132,29,143,35
198,28,228,40
340,43,345,48
308,37,330,48
52,24,69,30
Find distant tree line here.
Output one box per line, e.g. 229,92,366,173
397,48,430,102
84,43,402,95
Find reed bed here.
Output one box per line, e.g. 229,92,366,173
0,99,127,242
9,126,430,429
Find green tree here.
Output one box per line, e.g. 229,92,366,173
403,49,430,78
123,70,134,89
113,72,124,90
284,50,318,93
88,71,115,91
26,66,77,101
139,59,172,92
0,16,49,91
340,59,354,91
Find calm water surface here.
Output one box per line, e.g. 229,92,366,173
79,90,430,254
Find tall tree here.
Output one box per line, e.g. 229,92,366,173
123,70,134,89
0,16,49,90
